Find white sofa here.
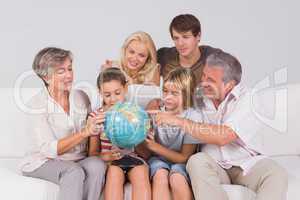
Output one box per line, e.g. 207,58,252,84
0,83,299,200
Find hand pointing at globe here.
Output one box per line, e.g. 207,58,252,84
147,110,182,127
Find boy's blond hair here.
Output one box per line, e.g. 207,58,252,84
164,68,196,110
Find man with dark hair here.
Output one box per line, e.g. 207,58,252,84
158,14,222,84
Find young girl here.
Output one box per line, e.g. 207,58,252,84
144,68,203,200
88,67,151,200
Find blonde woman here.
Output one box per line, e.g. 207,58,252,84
102,31,160,86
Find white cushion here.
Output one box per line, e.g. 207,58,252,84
0,167,59,200
0,166,133,200
0,88,40,158
0,158,22,173
271,156,300,200
251,84,300,156
127,84,161,108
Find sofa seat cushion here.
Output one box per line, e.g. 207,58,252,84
0,167,59,200
271,156,300,200
0,167,132,200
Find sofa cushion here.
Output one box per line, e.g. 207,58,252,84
271,155,300,200
251,83,300,156
0,167,59,200
126,84,161,108
0,167,133,200
0,158,23,173
0,88,40,158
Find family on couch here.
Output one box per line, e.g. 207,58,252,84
20,14,288,200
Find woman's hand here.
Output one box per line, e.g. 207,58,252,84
101,60,120,70
101,60,113,70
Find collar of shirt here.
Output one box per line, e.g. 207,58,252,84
201,83,246,125
202,83,245,111
41,86,75,118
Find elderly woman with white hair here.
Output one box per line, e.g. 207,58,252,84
21,47,106,200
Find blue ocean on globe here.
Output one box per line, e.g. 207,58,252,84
104,102,150,149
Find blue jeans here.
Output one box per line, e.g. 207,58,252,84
148,156,189,181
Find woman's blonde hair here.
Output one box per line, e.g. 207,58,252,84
120,31,158,84
164,68,196,110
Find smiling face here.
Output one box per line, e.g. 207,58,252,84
172,29,200,58
100,80,127,108
124,40,149,72
201,65,234,104
44,58,73,93
162,82,183,113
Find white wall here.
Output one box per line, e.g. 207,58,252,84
0,0,297,91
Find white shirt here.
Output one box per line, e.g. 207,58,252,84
201,84,266,175
20,87,91,172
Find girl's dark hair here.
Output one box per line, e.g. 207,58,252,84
97,67,127,89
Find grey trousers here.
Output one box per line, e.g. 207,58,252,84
23,156,107,200
186,152,288,200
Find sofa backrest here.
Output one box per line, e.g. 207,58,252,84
251,83,300,156
126,84,162,108
0,88,40,159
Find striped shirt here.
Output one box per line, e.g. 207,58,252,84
89,109,112,152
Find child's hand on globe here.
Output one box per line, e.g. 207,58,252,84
147,129,155,141
144,137,158,151
100,149,123,162
84,111,106,136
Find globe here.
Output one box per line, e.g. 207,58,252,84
104,102,150,149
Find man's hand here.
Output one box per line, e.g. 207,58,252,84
147,110,183,127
